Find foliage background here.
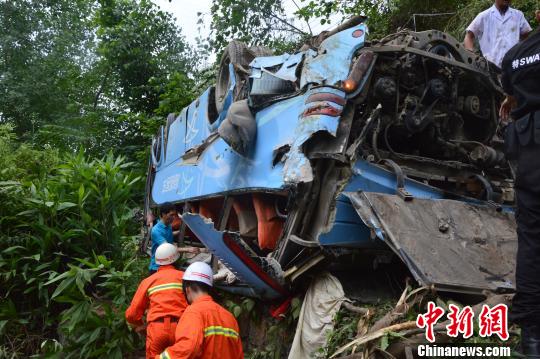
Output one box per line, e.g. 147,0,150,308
1,0,538,357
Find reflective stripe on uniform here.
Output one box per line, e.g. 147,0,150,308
160,350,171,359
147,282,182,296
203,325,239,339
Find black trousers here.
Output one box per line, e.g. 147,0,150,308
511,143,540,326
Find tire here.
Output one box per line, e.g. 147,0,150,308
249,45,274,57
151,128,162,165
215,42,274,112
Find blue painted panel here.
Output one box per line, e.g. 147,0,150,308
152,95,302,203
345,160,444,199
319,222,375,247
152,85,349,204
320,161,445,248
185,99,209,151
301,23,367,87
319,197,379,248
164,112,187,167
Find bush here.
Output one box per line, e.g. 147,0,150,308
0,125,145,357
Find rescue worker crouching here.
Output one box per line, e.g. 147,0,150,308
126,243,188,359
158,262,243,359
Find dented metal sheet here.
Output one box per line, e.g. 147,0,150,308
347,192,517,294
250,52,309,82
181,213,284,299
282,87,345,184
301,23,367,87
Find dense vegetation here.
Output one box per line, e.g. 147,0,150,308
0,0,195,356
0,124,146,357
207,0,538,51
0,0,538,357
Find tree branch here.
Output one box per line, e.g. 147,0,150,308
267,11,308,36
291,0,312,35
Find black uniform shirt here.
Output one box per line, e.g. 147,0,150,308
501,30,540,119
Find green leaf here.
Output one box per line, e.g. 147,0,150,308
380,333,389,351
51,277,75,300
78,184,85,202
243,298,255,312
57,202,77,211
45,270,72,286
2,246,25,255
233,305,242,318
0,320,8,334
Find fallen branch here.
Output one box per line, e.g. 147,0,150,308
370,285,429,332
362,281,427,357
396,278,412,308
351,307,373,355
342,301,371,315
387,328,451,357
330,321,417,358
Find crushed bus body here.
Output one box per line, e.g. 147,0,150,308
144,17,517,300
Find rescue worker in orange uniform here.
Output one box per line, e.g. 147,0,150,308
126,243,188,358
157,262,243,359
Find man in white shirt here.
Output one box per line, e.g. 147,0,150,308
464,0,532,68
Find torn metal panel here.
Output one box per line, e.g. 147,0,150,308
273,51,312,81
344,193,385,242
305,105,354,161
250,54,291,70
250,51,310,82
181,132,220,164
282,87,345,184
347,192,517,294
181,213,286,299
300,23,367,88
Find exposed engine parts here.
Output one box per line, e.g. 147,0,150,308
352,30,511,202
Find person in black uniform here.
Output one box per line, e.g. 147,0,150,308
500,10,540,358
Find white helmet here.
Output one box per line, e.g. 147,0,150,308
183,262,213,287
155,243,180,266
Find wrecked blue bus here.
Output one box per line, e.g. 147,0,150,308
144,17,517,300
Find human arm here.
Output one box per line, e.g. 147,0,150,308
499,54,516,122
177,246,202,254
157,311,204,359
519,11,532,40
125,280,149,327
464,13,484,51
499,95,517,122
464,31,476,51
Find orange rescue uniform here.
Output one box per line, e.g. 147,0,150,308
157,295,243,359
126,265,188,358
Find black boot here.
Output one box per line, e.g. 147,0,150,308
521,325,540,358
